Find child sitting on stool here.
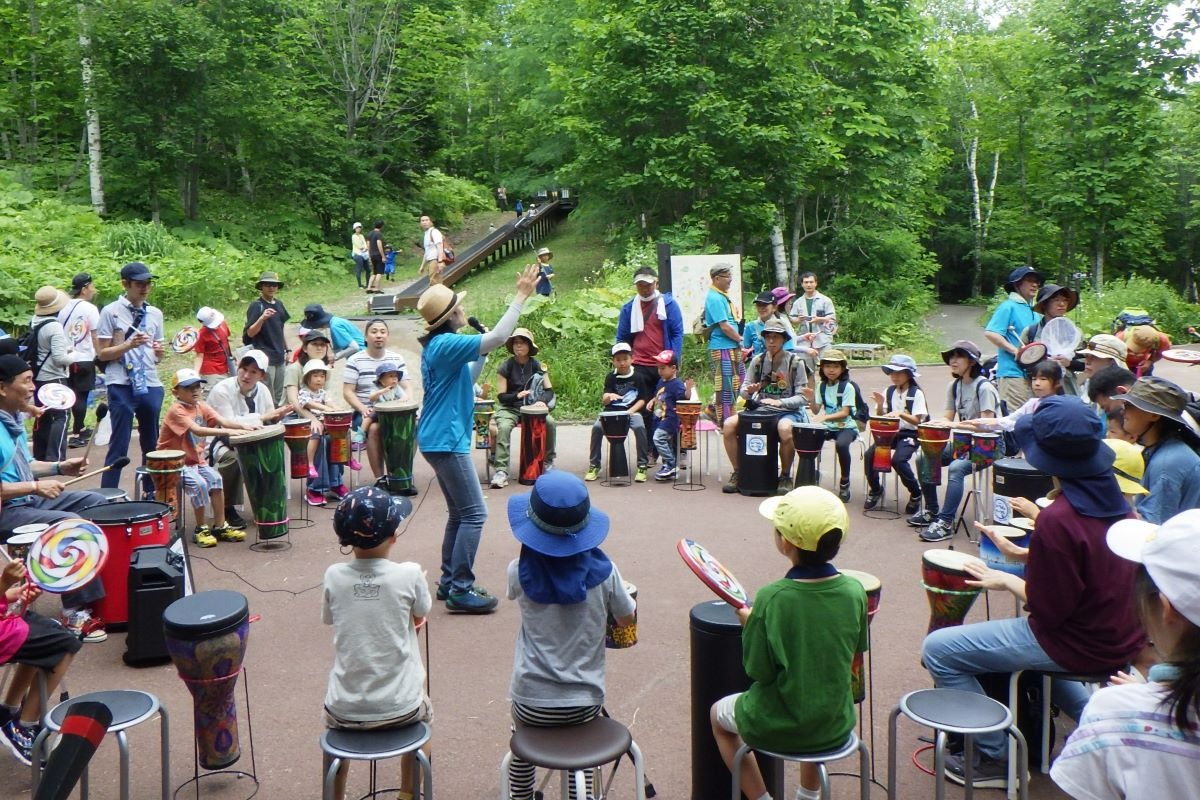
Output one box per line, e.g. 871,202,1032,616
711,486,867,800
324,487,430,800
585,342,649,483
491,328,557,489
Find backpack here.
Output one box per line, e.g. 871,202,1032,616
441,232,456,265
19,319,55,377
525,370,556,411
820,376,870,430
692,311,715,341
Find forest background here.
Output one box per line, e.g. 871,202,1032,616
2,0,1199,364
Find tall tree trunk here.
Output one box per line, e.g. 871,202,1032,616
79,2,105,215
789,200,802,286
236,137,254,202
1091,221,1106,290
770,209,788,285
966,100,983,298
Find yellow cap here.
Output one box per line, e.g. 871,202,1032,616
758,486,849,551
1104,438,1149,496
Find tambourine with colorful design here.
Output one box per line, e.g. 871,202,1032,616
36,383,76,411
171,326,199,354
25,518,108,594
676,538,752,608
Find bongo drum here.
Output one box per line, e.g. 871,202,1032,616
519,406,550,485
676,400,703,451
737,407,783,496
970,432,1000,470
324,410,354,466
605,581,638,649
992,457,1054,524
282,418,312,479
951,429,973,461
841,569,881,704
473,400,495,450
868,416,901,473
916,422,951,485
1016,341,1048,370
164,590,250,770
375,400,420,495
921,549,983,633
6,526,46,561
792,422,826,488
81,501,171,625
145,449,185,519
598,409,631,482
230,425,289,539
979,525,1031,577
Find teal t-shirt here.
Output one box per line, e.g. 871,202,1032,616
735,575,867,753
417,332,480,453
816,379,858,430
705,289,740,350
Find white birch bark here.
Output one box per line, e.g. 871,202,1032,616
79,2,105,215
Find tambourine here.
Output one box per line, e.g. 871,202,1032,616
36,383,76,411
25,518,108,594
1161,348,1200,365
676,538,752,608
1016,341,1047,367
171,326,199,354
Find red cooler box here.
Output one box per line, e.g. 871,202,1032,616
82,501,172,626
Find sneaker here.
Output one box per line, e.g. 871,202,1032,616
307,465,319,480
67,434,87,449
722,470,740,494
905,494,922,515
79,614,107,643
306,490,327,507
919,520,954,543
348,458,362,471
193,526,217,548
224,506,248,529
211,524,246,543
864,489,883,510
584,465,600,482
944,752,1012,789
446,586,499,614
906,509,935,528
838,480,851,502
332,485,350,499
436,584,450,601
0,719,33,766
654,465,676,481
541,462,554,472
634,466,648,483
491,470,509,489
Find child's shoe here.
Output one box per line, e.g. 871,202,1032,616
193,526,217,548
212,524,246,543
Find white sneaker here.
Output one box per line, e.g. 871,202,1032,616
490,470,509,488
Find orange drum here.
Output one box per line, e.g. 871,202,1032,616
283,418,312,479
676,400,702,451
868,416,900,473
917,422,951,485
841,569,881,704
146,449,185,519
324,410,354,466
921,549,983,633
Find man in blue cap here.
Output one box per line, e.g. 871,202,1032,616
984,265,1042,411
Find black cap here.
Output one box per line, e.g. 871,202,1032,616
120,262,154,282
754,291,776,305
0,354,31,381
70,273,93,297
302,329,331,344
303,303,332,328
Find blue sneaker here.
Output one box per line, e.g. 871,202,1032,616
446,586,499,614
1,719,34,766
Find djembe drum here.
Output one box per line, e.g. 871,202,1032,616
598,410,631,482
841,569,881,704
676,400,702,451
164,590,250,770
992,457,1054,524
473,400,495,450
868,416,901,473
979,524,1031,577
792,423,826,488
145,449,184,519
605,581,638,649
324,410,354,466
736,407,783,496
282,418,312,479
920,549,983,633
951,428,973,461
230,425,289,540
375,400,420,496
970,432,1000,470
916,422,951,485
518,406,550,485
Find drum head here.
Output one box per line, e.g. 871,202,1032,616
1016,342,1047,367
676,538,751,608
146,449,186,461
1042,316,1082,357
972,432,999,443
229,424,285,445
1009,517,1036,531
839,568,880,593
922,548,983,575
82,501,171,523
869,416,900,431
163,590,249,640
989,525,1027,541
7,531,42,547
375,400,419,413
12,523,49,537
1161,348,1200,365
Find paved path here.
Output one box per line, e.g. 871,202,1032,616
925,303,987,349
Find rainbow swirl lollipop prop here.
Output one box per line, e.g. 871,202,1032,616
676,538,752,608
26,519,108,594
171,326,199,354
36,383,77,411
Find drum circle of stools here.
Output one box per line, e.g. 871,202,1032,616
230,425,290,550
374,400,420,497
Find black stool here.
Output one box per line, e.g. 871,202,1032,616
319,722,432,800
731,731,869,800
498,716,646,799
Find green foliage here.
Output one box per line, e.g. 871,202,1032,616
409,171,493,228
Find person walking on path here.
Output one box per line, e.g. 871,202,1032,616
417,215,447,286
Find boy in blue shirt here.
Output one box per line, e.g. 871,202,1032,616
646,349,691,481
534,248,555,296
711,486,867,800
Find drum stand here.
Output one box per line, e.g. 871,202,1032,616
832,630,886,792
672,438,705,492
174,666,259,799
950,467,987,546
862,470,901,520
291,474,314,530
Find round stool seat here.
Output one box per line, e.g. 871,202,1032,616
901,688,1012,734
748,731,862,764
94,487,129,502
509,717,632,771
321,722,431,760
46,690,160,734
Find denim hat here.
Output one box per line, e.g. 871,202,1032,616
1013,395,1113,478
881,354,920,378
303,303,333,328
508,472,609,556
1003,265,1043,293
334,486,411,549
373,361,400,378
120,262,154,281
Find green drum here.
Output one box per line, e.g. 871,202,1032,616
376,400,419,497
230,425,289,540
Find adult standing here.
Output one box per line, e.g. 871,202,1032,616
366,220,386,294
417,215,446,286
1021,283,1081,395
96,262,165,491
207,349,295,524
615,266,684,432
350,222,370,289
285,331,347,505
791,272,837,373
1116,377,1200,524
415,265,539,613
703,264,743,427
59,273,100,449
343,320,408,479
302,304,364,362
29,287,81,462
984,265,1042,411
243,271,290,404
193,306,234,385
496,185,508,211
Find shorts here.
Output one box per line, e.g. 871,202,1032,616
10,612,82,670
371,258,385,276
181,463,223,509
325,694,433,730
713,692,743,734
778,410,811,425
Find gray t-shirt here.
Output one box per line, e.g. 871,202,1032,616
507,558,635,707
322,558,431,720
944,375,1001,420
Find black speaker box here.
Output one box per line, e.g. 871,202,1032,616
123,545,183,666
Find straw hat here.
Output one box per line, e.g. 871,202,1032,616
417,284,465,331
34,286,68,316
506,328,539,355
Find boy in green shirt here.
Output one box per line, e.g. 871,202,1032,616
710,486,868,800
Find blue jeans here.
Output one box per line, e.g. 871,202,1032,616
307,435,344,494
423,451,486,594
652,427,676,468
921,455,978,524
922,617,1091,759
102,383,163,490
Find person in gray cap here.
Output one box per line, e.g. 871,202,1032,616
984,265,1043,410
703,263,744,427
61,273,101,448
1117,376,1200,523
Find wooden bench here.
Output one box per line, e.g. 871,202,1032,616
833,343,886,360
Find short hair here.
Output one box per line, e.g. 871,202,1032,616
1088,365,1136,403
795,529,843,567
373,220,384,229
365,319,389,334
800,271,818,282
1030,360,1064,387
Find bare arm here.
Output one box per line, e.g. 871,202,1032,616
984,330,1016,357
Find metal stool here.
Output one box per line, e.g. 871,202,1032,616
94,486,129,502
731,731,869,800
1007,668,1112,785
887,688,1028,800
320,722,432,800
32,689,170,800
498,716,646,800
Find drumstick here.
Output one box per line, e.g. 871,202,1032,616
59,456,130,487
81,403,109,465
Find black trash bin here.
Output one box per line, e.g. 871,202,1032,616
737,409,782,496
124,545,183,666
690,600,783,800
